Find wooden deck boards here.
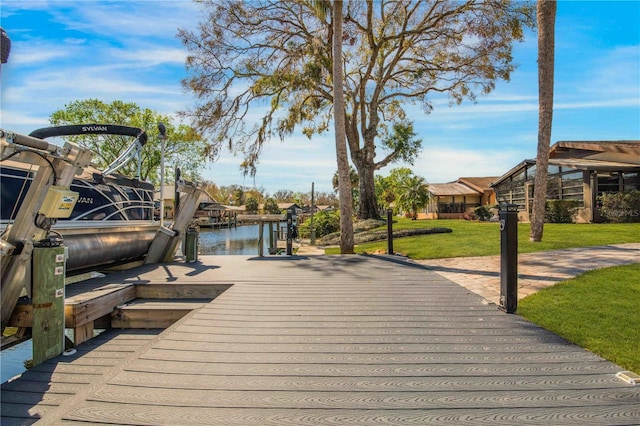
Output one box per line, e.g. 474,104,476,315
2,254,639,425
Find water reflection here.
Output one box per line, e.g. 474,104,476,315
199,224,275,255
0,340,31,384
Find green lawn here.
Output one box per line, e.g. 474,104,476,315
325,219,640,259
518,264,640,374
324,219,640,373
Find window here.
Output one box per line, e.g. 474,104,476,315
598,173,621,195
561,171,584,201
622,172,639,191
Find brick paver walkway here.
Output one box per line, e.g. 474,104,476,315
415,243,640,304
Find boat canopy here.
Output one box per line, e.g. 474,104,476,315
29,124,147,177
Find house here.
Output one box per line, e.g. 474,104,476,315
194,192,243,227
491,141,640,223
277,203,303,216
155,184,176,219
423,177,498,219
301,205,335,214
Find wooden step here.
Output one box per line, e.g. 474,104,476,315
111,298,210,329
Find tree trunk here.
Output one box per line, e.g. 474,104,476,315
332,0,354,253
530,0,556,242
356,162,380,220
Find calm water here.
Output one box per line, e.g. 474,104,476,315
198,223,284,255
1,340,31,383
1,224,282,383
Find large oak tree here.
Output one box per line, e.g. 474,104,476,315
179,0,535,219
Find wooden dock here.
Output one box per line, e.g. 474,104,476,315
2,254,639,425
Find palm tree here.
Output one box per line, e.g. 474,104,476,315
530,0,556,241
397,175,430,220
331,0,354,253
308,0,354,253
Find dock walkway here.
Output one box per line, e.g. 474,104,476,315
2,254,639,425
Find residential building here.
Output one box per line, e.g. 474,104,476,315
491,141,640,223
424,177,498,219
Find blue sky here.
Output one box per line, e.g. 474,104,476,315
1,1,639,196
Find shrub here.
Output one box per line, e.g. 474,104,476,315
263,197,280,214
474,205,493,221
545,200,579,223
245,196,259,214
598,190,640,223
298,210,340,238
462,210,476,221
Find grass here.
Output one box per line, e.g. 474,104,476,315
325,219,640,259
518,264,640,374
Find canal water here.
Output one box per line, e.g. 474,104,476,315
0,224,277,384
198,223,276,255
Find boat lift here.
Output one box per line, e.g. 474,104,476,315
0,129,93,361
1,125,151,334
1,126,205,364
145,178,205,264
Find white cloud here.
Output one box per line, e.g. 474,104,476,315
579,45,640,98
8,44,74,65
43,1,201,40
409,147,530,184
116,47,188,66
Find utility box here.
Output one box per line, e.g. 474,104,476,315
38,186,79,218
31,241,66,366
499,204,518,313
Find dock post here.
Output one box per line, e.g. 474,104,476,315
258,221,264,257
286,212,293,255
268,222,275,254
32,241,66,366
387,209,394,255
499,203,518,313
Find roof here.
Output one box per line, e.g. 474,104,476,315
491,157,640,187
428,182,482,196
550,157,640,170
428,177,498,197
457,177,500,192
199,202,244,211
491,140,640,187
551,140,640,159
277,203,302,210
490,160,534,187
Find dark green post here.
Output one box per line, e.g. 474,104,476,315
387,208,394,255
185,225,198,262
32,242,66,366
499,203,518,313
286,212,293,255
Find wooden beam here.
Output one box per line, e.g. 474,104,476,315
135,283,231,299
65,285,136,327
111,299,207,329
